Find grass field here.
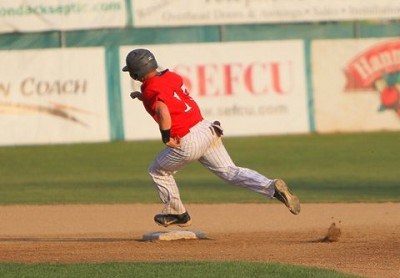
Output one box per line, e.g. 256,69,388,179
0,262,359,278
0,131,399,205
1,131,397,277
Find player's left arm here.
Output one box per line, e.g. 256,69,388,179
155,100,180,148
130,91,143,101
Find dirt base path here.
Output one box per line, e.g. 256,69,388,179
0,203,399,278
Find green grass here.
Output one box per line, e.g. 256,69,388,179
0,262,359,278
0,131,399,204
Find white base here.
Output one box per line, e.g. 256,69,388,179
143,230,206,241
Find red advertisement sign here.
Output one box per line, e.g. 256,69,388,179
345,39,400,116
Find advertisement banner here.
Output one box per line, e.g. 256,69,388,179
0,0,126,33
132,0,400,27
120,41,309,140
312,38,400,133
0,48,110,145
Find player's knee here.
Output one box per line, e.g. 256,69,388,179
214,165,239,182
148,161,160,177
148,161,170,178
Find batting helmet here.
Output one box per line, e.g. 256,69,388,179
122,49,158,80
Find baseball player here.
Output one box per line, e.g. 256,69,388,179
122,49,300,227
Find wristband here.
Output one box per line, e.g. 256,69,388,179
160,129,171,143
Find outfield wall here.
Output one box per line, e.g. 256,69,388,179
1,1,400,146
1,37,399,146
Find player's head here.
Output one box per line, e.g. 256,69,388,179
122,48,158,81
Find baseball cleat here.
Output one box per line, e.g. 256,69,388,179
273,179,301,215
154,211,192,227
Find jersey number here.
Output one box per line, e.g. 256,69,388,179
173,92,192,112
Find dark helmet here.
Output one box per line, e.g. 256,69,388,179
122,49,158,80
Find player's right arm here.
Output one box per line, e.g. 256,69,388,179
155,100,180,148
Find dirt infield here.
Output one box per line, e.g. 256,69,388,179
0,203,399,278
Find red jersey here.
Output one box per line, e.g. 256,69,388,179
141,70,203,138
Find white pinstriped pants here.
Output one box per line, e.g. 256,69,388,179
149,119,275,215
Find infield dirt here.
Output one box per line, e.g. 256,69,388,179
0,203,399,278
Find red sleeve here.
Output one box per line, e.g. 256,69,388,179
141,84,165,120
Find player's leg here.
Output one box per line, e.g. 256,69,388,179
198,138,275,197
199,137,300,214
149,165,192,227
149,147,189,215
149,147,194,227
148,120,215,226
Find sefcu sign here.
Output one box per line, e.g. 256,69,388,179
172,60,293,97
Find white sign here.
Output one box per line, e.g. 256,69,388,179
0,0,126,33
312,38,400,133
120,41,309,140
0,48,110,145
132,0,400,27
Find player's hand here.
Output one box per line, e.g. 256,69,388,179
166,137,181,148
130,91,143,101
